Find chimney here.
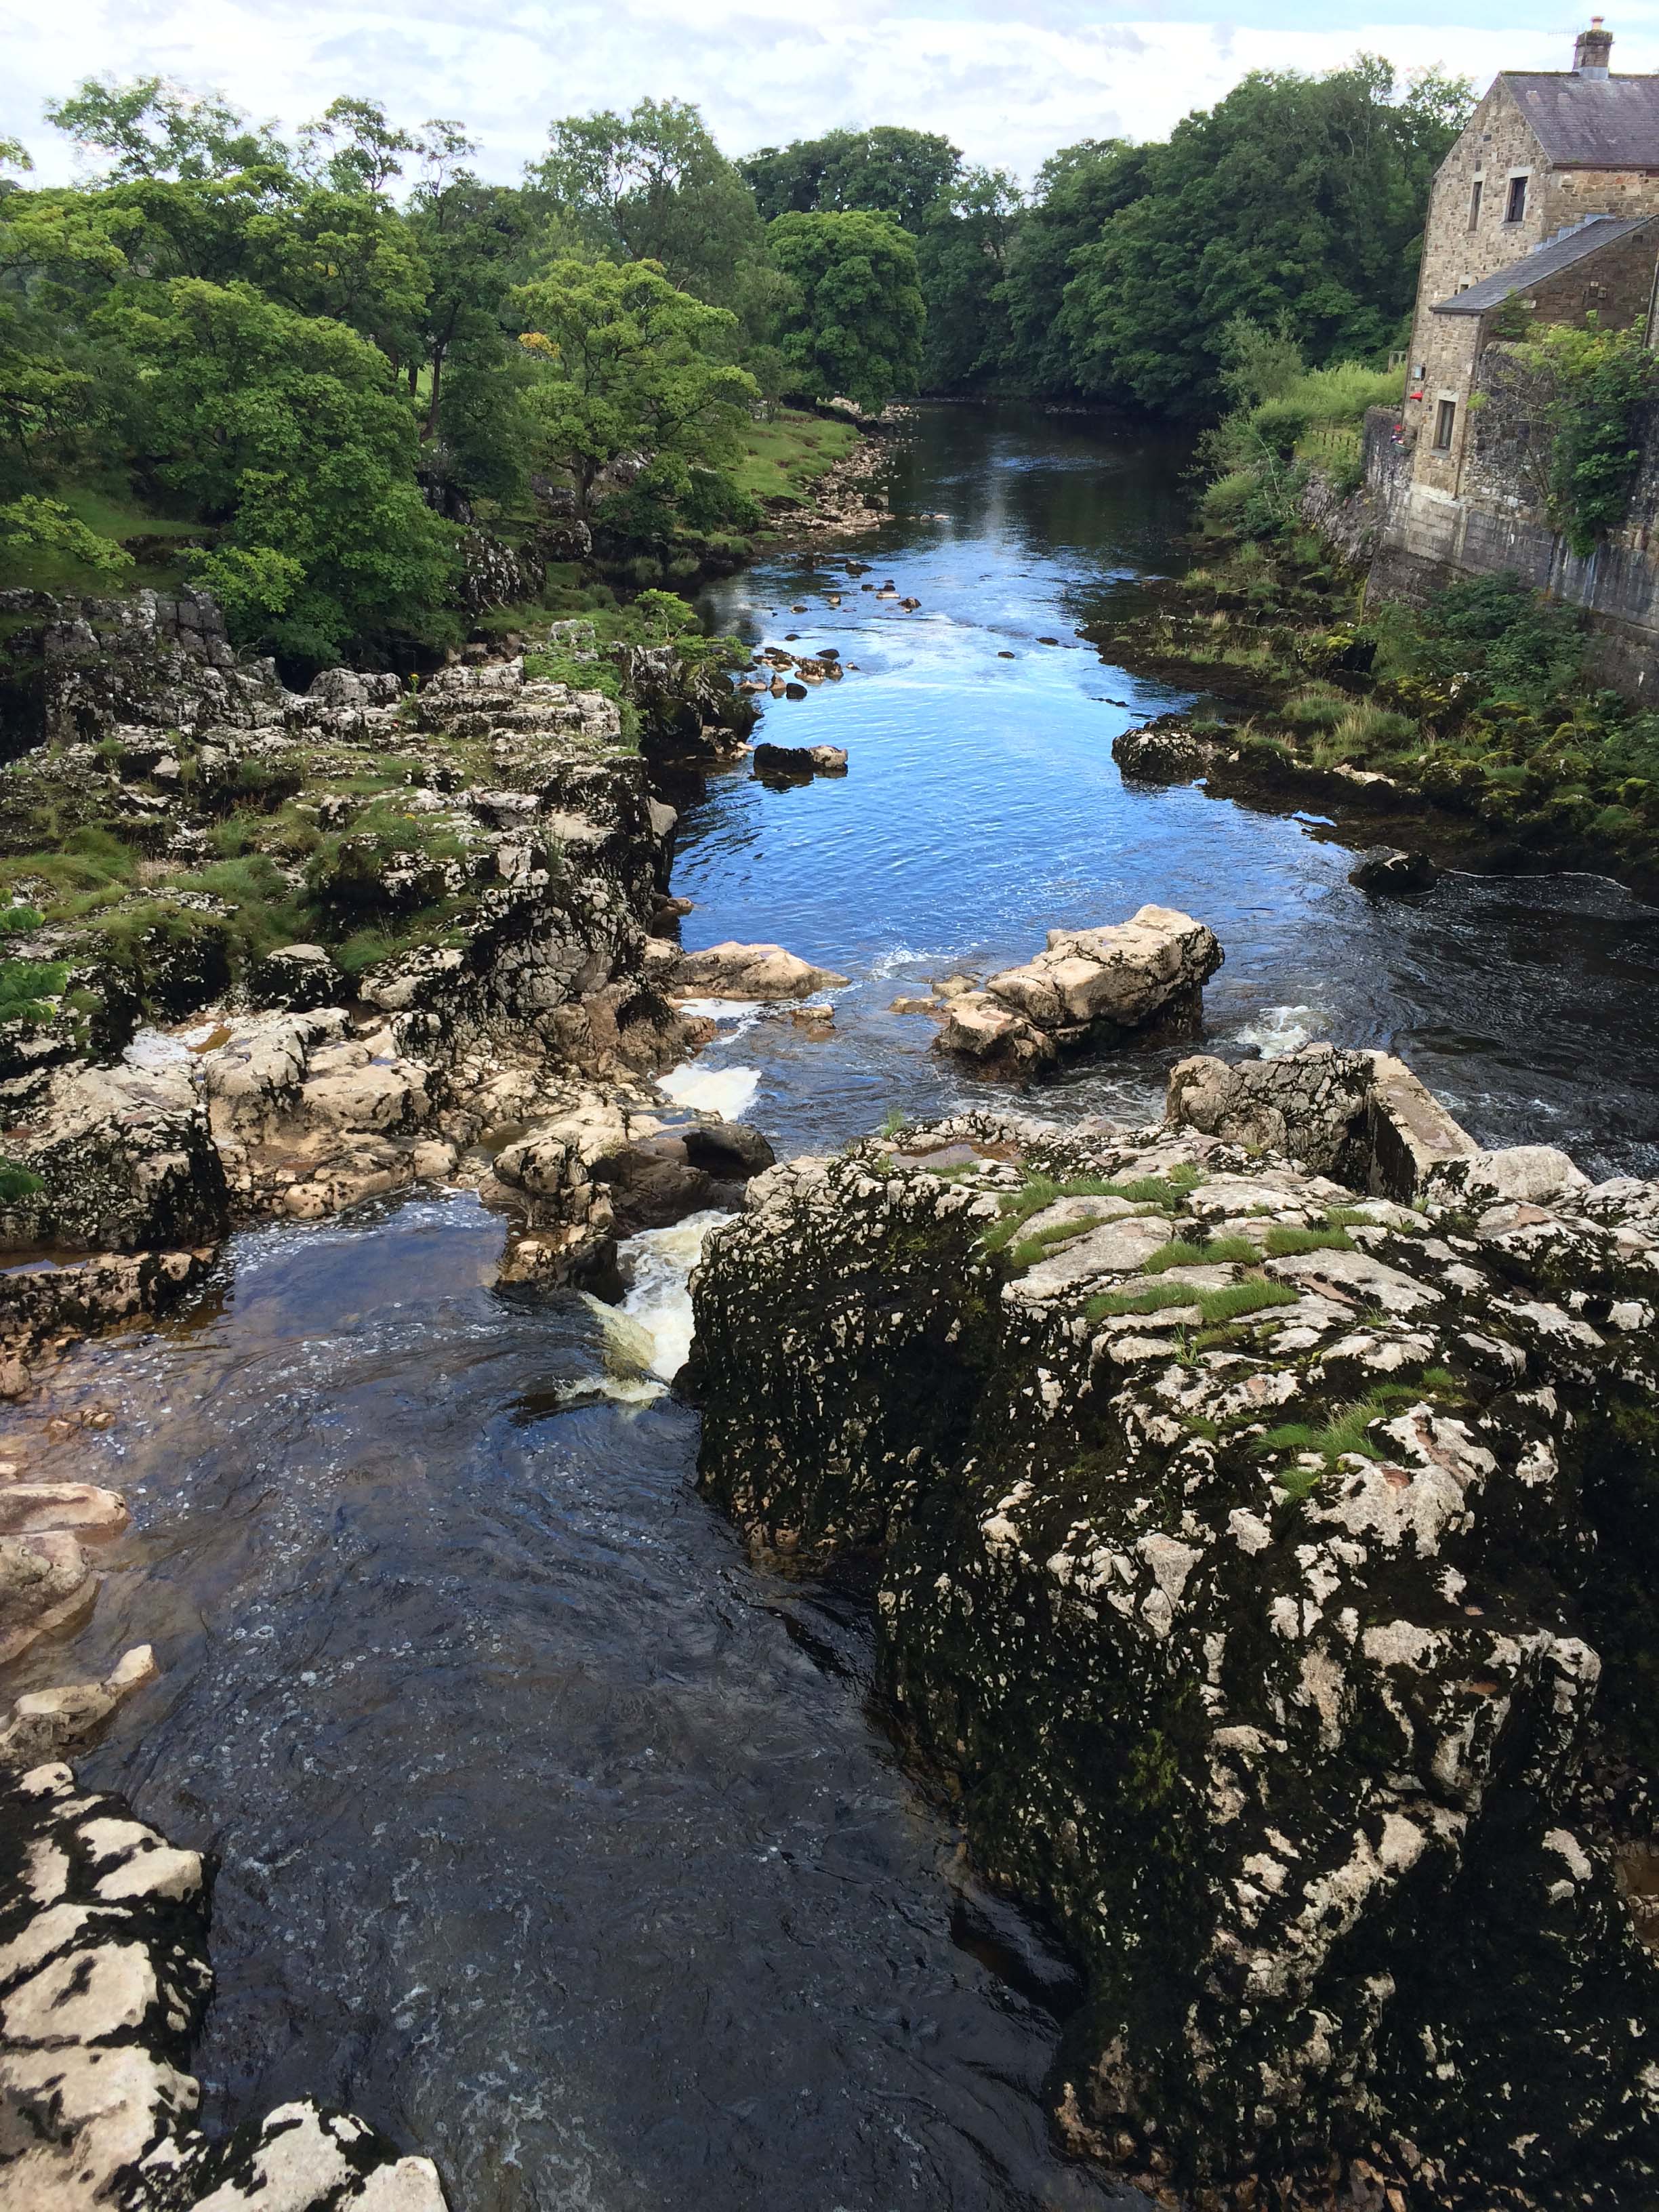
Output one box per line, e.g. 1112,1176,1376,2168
1574,16,1613,76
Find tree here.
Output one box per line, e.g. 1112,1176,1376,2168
916,166,1022,391
1060,58,1473,414
297,98,417,199
528,101,766,314
45,77,283,181
407,165,533,441
743,128,962,232
98,277,455,660
766,211,924,413
513,258,758,514
0,495,131,573
999,140,1149,397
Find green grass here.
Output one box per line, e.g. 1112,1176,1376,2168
1261,1382,1427,1498
1085,1279,1299,1326
1261,1224,1355,1258
731,409,859,510
0,484,209,593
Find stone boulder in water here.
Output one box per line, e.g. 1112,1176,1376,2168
689,1079,1659,2208
670,941,849,1000
935,904,1222,1076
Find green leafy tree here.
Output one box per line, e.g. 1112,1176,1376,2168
999,140,1149,396
1061,58,1471,414
45,76,283,181
743,128,962,232
1525,319,1659,558
528,101,766,315
514,258,758,515
766,210,924,413
99,277,455,660
407,159,535,441
0,494,132,574
916,166,1022,391
297,98,416,199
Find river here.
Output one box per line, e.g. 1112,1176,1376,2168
9,402,1659,2212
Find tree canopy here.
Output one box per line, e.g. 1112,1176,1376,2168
0,55,1471,657
768,211,924,414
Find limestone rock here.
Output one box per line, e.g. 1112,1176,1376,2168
1167,1042,1479,1201
0,1761,445,2208
984,905,1222,1033
0,1646,157,1767
247,943,348,1012
1111,722,1232,782
670,942,850,1001
752,742,849,781
2,1063,228,1253
690,1094,1659,2207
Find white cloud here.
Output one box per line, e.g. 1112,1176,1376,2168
8,2,1659,188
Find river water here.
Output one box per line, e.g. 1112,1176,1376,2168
9,403,1659,2212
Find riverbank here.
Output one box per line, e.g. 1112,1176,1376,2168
10,405,1659,2212
1090,523,1659,895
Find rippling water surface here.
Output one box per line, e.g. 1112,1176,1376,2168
10,403,1659,2212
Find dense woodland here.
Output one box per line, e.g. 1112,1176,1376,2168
0,63,1471,669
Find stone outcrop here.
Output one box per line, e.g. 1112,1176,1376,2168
751,741,848,781
1165,1042,1489,1202
669,942,849,1001
0,1760,446,2209
0,1250,213,1402
0,605,739,1276
689,1082,1659,2207
1349,846,1438,895
936,905,1223,1076
0,1064,229,1254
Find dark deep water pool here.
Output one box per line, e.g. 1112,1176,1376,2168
11,401,1659,2212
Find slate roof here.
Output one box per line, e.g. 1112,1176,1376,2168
1502,71,1659,168
1431,211,1657,314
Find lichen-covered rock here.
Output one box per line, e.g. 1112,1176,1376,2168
0,1250,211,1401
0,1065,228,1253
689,1096,1659,2207
1167,1043,1481,1202
1349,846,1439,895
0,1761,446,2208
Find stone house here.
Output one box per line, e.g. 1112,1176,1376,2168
1403,20,1659,497
1365,21,1659,690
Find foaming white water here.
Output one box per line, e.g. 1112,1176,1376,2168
618,1209,731,1378
659,1063,761,1120
1233,1006,1325,1059
868,945,959,981
577,1295,667,1403
674,997,769,1024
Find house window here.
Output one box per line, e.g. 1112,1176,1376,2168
1434,399,1457,451
1505,175,1529,223
1469,179,1483,228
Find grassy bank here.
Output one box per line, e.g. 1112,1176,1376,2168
731,408,861,511
1094,537,1659,885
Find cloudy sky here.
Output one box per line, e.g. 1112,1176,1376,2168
9,0,1659,188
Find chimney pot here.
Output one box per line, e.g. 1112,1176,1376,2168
1574,16,1613,76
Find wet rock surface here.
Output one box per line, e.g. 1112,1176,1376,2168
690,1073,1659,2207
0,1759,446,2209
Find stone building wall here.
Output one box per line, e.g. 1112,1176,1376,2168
1405,77,1659,496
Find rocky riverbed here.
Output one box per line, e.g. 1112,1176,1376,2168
9,407,1659,2212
